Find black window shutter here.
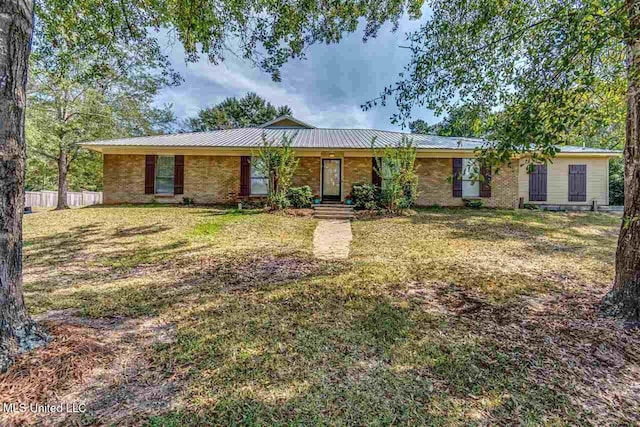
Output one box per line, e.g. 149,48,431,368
452,158,463,197
240,156,251,196
174,155,184,195
372,157,382,187
145,155,156,194
529,164,547,202
480,164,492,198
568,165,587,202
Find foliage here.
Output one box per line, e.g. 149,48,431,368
286,186,313,208
351,183,380,210
37,0,424,81
464,199,484,209
410,104,491,137
365,0,626,168
609,157,624,206
372,136,418,213
26,10,177,194
253,134,299,210
184,93,293,131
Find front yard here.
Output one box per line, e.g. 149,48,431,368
3,206,638,425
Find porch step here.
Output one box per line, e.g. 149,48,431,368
313,204,355,220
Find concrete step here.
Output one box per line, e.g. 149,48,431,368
314,204,352,209
313,203,354,220
315,214,354,220
314,207,354,213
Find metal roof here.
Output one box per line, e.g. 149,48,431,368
80,127,620,154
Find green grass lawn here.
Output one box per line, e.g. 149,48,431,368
21,206,638,426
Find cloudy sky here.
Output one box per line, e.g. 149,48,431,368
156,8,436,132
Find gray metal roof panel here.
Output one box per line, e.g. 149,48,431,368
80,127,620,153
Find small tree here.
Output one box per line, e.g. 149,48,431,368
253,134,299,210
372,136,418,214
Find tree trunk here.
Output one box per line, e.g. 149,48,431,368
0,0,49,372
55,151,69,210
602,0,640,322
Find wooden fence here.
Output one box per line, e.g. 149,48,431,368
25,190,103,207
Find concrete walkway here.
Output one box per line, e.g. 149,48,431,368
313,219,352,260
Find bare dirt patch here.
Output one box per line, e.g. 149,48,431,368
0,310,182,426
185,254,337,291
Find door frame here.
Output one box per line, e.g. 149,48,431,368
321,158,342,202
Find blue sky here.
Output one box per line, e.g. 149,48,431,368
156,8,437,132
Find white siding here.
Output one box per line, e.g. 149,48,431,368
519,157,610,205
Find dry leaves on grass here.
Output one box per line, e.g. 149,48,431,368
0,323,114,426
0,311,181,427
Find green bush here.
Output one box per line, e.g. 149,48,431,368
270,192,290,209
609,157,624,206
286,186,313,208
351,183,379,210
464,199,484,209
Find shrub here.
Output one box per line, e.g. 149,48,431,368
253,134,299,210
182,197,195,205
286,186,313,208
269,192,290,209
351,183,379,210
464,199,483,209
372,136,418,214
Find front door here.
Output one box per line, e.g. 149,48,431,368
322,159,342,202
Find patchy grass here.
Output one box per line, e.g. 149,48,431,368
13,206,640,426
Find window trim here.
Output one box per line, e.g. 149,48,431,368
461,158,481,198
154,155,175,195
250,158,269,196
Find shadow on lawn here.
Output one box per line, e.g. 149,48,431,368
145,268,639,426
145,287,588,425
407,209,619,257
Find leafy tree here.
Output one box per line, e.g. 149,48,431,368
372,136,418,213
610,157,625,205
185,92,293,131
410,104,490,137
253,135,299,210
3,0,425,371
365,0,639,320
408,119,432,135
27,15,177,209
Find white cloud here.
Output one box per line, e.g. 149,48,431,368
175,56,376,129
154,7,436,131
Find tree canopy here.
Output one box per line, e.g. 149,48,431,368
410,104,490,138
366,0,626,166
185,92,292,131
26,9,176,200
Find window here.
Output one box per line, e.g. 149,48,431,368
155,156,175,194
462,158,480,197
251,159,268,195
380,159,398,189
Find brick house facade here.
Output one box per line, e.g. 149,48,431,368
103,153,522,208
88,116,617,208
